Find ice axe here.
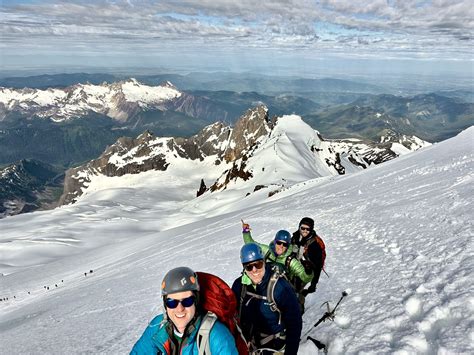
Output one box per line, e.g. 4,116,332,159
311,291,348,329
305,290,349,350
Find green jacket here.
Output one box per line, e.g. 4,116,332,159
242,231,313,284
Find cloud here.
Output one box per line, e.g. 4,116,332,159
1,0,472,64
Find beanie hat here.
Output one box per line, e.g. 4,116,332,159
299,217,314,231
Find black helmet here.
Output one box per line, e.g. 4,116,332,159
161,266,200,296
299,217,314,231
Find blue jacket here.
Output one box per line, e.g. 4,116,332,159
131,313,238,355
232,264,302,355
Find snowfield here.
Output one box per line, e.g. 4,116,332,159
0,127,473,354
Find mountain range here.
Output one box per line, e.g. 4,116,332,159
59,105,429,206
1,78,471,167
0,72,386,94
0,76,471,219
0,104,430,217
304,93,474,142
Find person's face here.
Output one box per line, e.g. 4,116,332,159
244,260,265,284
165,290,196,333
274,240,289,256
300,224,311,238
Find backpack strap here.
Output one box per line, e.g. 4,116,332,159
264,249,272,262
267,268,282,324
239,284,247,317
304,235,316,249
251,348,285,355
259,331,286,345
240,267,283,324
197,312,218,355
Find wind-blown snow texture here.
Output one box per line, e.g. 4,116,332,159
0,128,473,354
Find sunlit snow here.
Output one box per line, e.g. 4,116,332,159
0,127,472,354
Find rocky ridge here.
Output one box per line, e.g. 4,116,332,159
59,105,430,205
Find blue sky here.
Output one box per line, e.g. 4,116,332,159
1,0,473,77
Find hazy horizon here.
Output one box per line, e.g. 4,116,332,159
1,0,473,85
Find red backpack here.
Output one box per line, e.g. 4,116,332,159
196,272,249,355
308,234,326,270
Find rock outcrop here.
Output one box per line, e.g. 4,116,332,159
223,105,271,162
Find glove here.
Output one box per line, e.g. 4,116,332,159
302,260,313,274
241,219,251,233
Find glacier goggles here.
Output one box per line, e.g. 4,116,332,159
300,225,311,231
165,295,196,309
275,240,289,247
244,260,265,272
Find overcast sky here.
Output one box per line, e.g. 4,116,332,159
1,0,473,77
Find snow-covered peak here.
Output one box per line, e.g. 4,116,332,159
0,87,68,108
254,114,331,180
119,79,181,106
271,114,321,146
0,79,182,121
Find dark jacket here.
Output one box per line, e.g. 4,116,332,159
291,230,324,288
232,264,302,355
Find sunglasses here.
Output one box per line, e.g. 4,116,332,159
165,295,196,309
275,240,289,247
244,260,264,272
300,226,311,231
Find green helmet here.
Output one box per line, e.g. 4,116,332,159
161,266,200,296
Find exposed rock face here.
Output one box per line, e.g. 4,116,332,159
210,161,253,192
60,130,170,205
224,105,271,162
196,179,208,197
60,120,233,204
173,122,231,160
0,159,63,218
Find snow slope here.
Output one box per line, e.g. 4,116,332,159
0,127,472,354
